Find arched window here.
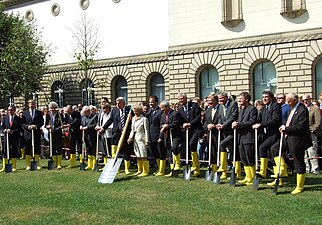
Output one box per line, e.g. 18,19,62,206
149,73,165,101
81,78,95,106
51,81,64,107
253,61,276,100
114,76,128,103
315,58,322,98
199,66,219,99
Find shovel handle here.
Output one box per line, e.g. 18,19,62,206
208,130,212,166
186,129,189,164
31,129,35,158
217,130,221,166
277,132,284,176
6,132,10,160
233,128,236,167
255,128,258,170
49,130,53,158
96,131,99,160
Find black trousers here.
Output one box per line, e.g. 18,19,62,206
25,138,41,156
239,142,255,166
69,131,82,154
111,131,132,161
259,134,279,158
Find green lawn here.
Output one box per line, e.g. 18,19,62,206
0,159,321,225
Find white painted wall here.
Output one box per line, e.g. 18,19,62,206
7,0,169,65
169,0,322,47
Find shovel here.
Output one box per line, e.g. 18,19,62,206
273,133,284,194
205,130,213,181
253,128,260,190
169,129,178,178
80,130,86,171
5,132,12,173
93,132,100,172
183,129,191,181
98,107,132,184
30,129,38,171
48,130,55,170
213,129,221,184
229,129,237,186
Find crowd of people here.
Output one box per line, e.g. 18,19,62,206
0,90,321,195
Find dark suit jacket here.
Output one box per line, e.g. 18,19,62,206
45,113,63,151
285,103,312,151
159,109,182,141
177,101,203,134
81,113,98,147
218,100,238,135
103,105,132,134
22,109,43,143
148,106,163,142
69,110,81,134
236,105,257,144
259,101,282,137
1,115,22,152
203,105,219,134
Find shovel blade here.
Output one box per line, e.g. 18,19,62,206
5,163,12,173
229,171,237,186
31,161,38,171
213,172,221,184
253,175,260,191
172,169,179,178
93,164,100,172
272,179,279,194
98,158,123,184
205,168,213,181
183,168,191,181
48,159,55,170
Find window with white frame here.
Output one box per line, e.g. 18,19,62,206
315,58,322,99
114,76,128,103
221,0,243,27
52,81,64,107
81,78,95,106
199,66,220,100
149,73,165,102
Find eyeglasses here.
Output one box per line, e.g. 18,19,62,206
277,97,284,100
302,99,309,101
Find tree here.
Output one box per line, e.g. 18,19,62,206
70,12,100,106
0,5,48,106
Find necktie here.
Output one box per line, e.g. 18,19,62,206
211,107,216,120
165,114,169,138
185,106,189,119
9,116,12,127
120,109,125,130
31,110,34,119
52,115,55,128
223,105,227,118
286,108,296,127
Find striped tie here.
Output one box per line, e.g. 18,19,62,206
120,109,125,130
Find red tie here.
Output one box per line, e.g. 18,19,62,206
9,116,13,127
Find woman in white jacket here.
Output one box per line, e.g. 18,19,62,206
128,103,150,177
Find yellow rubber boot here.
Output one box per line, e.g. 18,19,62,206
25,155,31,171
218,152,228,179
134,159,143,176
79,154,83,163
246,166,256,185
53,155,58,167
191,152,200,176
271,157,288,178
111,145,118,158
153,159,160,175
256,158,268,178
20,148,25,159
155,160,166,176
138,160,149,177
291,173,305,195
235,161,241,179
57,155,62,169
67,154,76,168
12,158,17,172
124,160,131,175
239,166,250,184
212,164,217,172
0,158,8,172
104,156,108,164
34,154,41,170
165,164,174,177
174,154,181,171
85,155,93,170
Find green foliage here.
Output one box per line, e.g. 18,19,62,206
0,5,48,99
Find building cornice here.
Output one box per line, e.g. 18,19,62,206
0,0,46,8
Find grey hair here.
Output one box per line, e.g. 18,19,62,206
178,93,187,98
160,100,170,108
116,97,125,104
48,101,58,109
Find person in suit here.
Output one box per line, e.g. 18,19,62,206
147,95,163,175
128,103,150,177
101,97,133,175
277,92,312,194
176,93,204,176
203,94,220,173
302,94,320,175
65,105,82,168
80,106,98,170
46,102,64,169
216,92,239,179
232,92,258,185
158,100,182,177
21,99,44,170
0,105,22,172
252,90,283,180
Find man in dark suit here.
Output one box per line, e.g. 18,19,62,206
232,92,258,185
277,92,311,194
158,100,182,176
80,106,98,170
101,97,132,175
216,92,239,179
0,105,22,172
147,95,163,175
252,90,283,180
66,105,82,168
176,93,204,176
22,99,44,170
204,94,220,173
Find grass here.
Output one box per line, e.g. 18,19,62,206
0,159,321,225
